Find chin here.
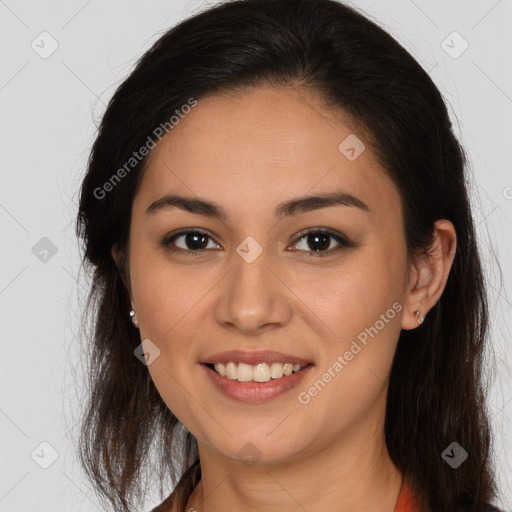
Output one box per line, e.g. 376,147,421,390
206,430,309,467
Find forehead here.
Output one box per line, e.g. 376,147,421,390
136,85,399,220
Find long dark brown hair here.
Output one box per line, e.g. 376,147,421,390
75,1,499,511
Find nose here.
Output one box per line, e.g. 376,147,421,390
214,250,293,336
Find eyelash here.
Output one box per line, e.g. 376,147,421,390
160,227,355,258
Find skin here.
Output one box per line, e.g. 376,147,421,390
117,84,456,512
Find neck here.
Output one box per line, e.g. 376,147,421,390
187,411,403,512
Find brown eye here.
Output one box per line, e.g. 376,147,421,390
160,227,356,258
161,230,221,254
290,228,355,257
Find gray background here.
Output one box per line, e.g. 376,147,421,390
1,0,511,510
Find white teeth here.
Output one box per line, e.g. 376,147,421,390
225,361,237,379
214,363,226,377
253,363,271,382
270,362,283,379
210,361,306,381
237,363,254,382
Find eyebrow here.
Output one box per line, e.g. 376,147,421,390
146,190,369,221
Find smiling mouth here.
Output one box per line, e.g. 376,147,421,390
204,361,313,382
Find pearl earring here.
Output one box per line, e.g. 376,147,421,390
415,309,424,325
129,310,139,327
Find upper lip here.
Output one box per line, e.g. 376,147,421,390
201,350,313,366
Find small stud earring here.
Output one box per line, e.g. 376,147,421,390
129,310,139,327
415,309,424,325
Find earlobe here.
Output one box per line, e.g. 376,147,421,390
401,219,457,330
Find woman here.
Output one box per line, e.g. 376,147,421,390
75,0,503,511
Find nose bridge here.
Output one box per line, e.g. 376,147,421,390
214,240,292,333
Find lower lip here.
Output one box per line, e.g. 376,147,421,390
201,363,314,403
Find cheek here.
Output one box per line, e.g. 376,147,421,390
129,236,204,336
294,262,404,435
296,244,406,342
298,238,406,391
129,251,212,425
347,233,407,316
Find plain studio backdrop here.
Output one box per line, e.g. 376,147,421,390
1,0,511,510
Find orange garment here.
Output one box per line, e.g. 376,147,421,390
152,478,423,512
394,479,422,512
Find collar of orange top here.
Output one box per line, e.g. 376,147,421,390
394,479,422,512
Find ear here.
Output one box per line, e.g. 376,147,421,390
401,219,457,330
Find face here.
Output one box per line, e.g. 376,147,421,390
127,85,410,465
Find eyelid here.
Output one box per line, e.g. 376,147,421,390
160,228,220,250
290,227,354,256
